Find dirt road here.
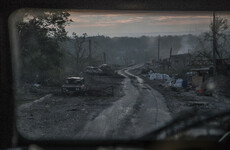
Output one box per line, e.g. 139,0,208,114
77,64,171,139
17,65,171,139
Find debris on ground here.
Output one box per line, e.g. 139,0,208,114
130,65,230,118
148,71,188,88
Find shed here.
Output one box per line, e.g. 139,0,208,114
191,67,213,87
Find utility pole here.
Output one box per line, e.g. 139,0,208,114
103,52,106,64
158,35,160,61
169,47,172,63
213,11,217,75
89,39,92,65
168,47,172,69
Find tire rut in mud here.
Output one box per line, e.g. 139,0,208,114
108,74,144,137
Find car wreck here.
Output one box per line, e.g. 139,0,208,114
85,66,103,75
61,77,87,94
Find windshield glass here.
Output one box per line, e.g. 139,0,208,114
9,9,230,140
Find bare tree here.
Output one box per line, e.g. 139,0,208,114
204,15,229,59
192,15,230,67
72,32,88,68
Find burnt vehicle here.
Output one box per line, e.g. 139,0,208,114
61,77,87,94
85,66,103,75
98,64,115,75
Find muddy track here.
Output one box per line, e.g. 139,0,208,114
77,65,172,139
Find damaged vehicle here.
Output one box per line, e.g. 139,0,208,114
98,64,115,75
85,66,103,75
61,77,87,94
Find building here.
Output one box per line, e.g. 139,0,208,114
191,67,213,87
170,53,192,72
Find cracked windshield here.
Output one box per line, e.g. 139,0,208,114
11,9,230,140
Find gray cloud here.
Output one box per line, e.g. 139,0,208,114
66,11,230,37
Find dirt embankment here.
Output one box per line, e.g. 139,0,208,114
130,68,230,118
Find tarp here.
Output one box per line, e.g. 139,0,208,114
173,79,183,87
149,72,171,82
148,71,184,87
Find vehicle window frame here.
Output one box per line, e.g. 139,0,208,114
1,0,230,148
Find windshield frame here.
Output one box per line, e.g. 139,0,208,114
3,0,230,148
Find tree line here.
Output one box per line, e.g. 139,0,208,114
16,10,230,86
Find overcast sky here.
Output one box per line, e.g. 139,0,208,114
65,11,230,37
